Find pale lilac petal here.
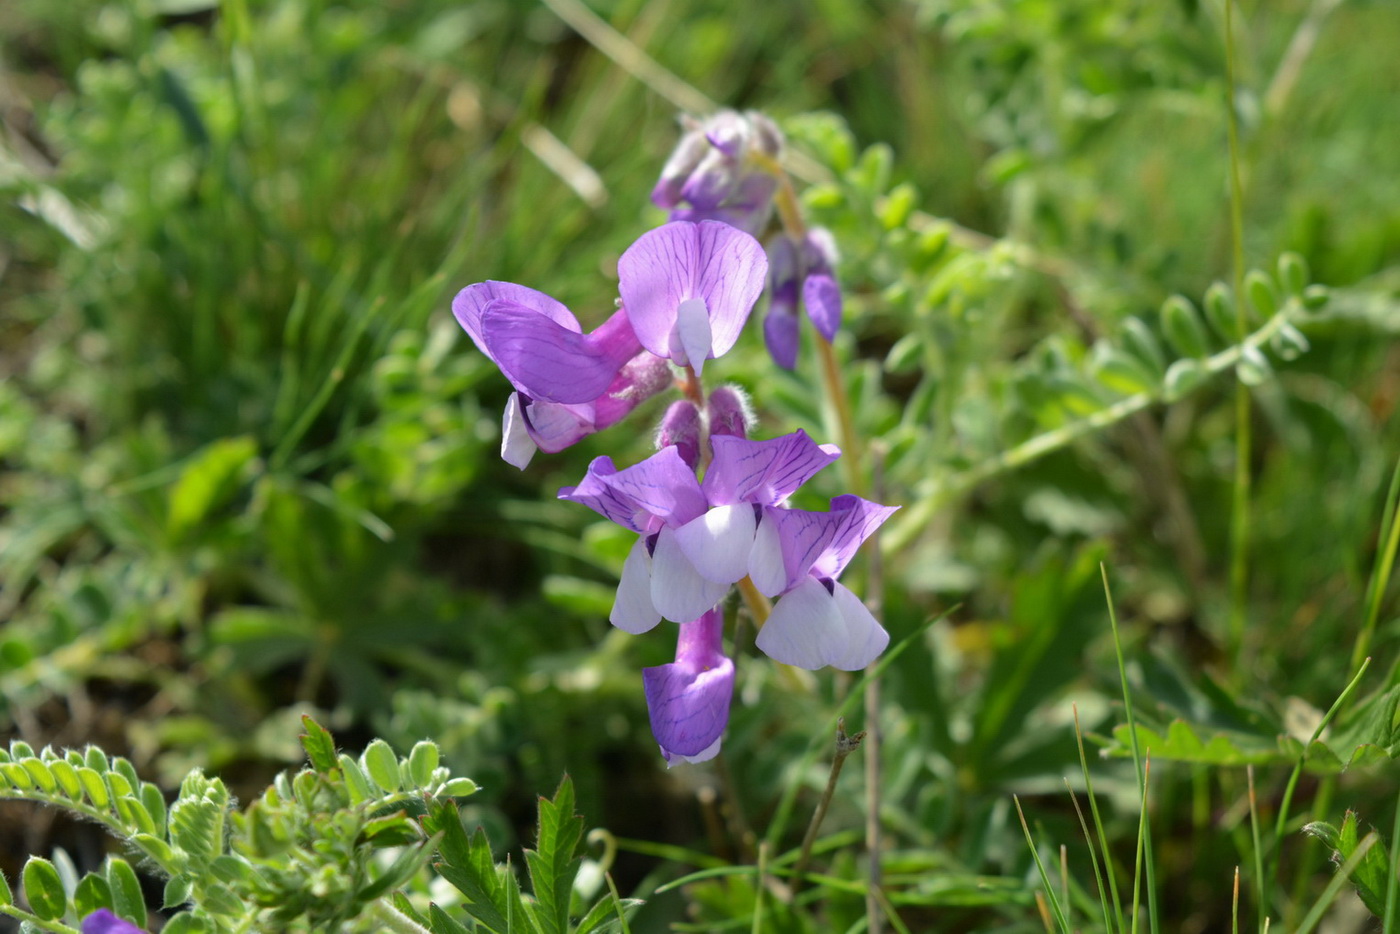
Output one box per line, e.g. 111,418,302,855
828,581,889,670
802,273,842,341
643,608,733,762
669,297,713,374
680,150,738,209
611,537,662,634
754,576,848,669
746,512,787,597
520,399,594,454
702,430,841,506
650,527,730,621
763,306,799,370
674,503,758,583
619,221,767,364
653,125,711,208
82,911,148,934
481,300,637,404
501,394,537,469
452,281,578,363
559,447,708,532
810,494,900,581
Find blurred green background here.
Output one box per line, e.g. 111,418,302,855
2,0,1399,930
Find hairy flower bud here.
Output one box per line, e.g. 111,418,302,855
656,400,703,471
652,110,785,236
706,385,753,439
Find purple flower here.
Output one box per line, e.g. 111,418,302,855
763,229,843,370
747,494,897,670
618,221,768,377
652,111,784,236
643,607,733,766
82,911,148,934
561,429,844,631
453,281,672,468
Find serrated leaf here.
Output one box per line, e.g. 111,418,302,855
74,873,113,917
1308,811,1392,917
300,716,338,773
390,892,431,927
428,903,472,934
525,776,584,934
362,739,402,793
22,858,66,921
407,741,440,788
360,837,438,902
573,893,641,934
422,798,521,934
107,858,147,929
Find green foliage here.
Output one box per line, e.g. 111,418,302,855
1305,810,1393,918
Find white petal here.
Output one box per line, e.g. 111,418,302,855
650,527,730,621
500,395,537,470
664,735,722,768
828,581,890,670
610,537,662,634
746,513,787,597
674,504,757,583
754,576,847,669
670,297,713,375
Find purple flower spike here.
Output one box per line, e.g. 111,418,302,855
619,221,767,376
643,607,734,766
760,228,845,367
652,110,784,236
82,911,148,934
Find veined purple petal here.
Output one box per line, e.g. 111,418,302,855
481,301,640,404
702,430,840,506
452,281,578,365
618,221,767,365
802,273,842,342
809,494,899,581
559,446,708,532
82,911,149,934
749,505,841,595
643,608,733,763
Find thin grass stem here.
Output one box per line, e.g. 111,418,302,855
1232,866,1241,934
1066,779,1116,934
1015,795,1072,934
1351,456,1400,672
1384,785,1400,933
1074,706,1126,934
793,719,866,884
1247,766,1266,932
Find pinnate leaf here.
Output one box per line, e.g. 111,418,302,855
299,716,339,774
1305,811,1392,917
526,775,584,934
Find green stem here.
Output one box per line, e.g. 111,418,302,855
367,899,433,934
884,307,1297,555
0,907,80,934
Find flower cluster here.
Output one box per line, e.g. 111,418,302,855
452,109,889,765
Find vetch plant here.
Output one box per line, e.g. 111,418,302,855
451,113,896,765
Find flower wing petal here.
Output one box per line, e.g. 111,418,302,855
754,576,848,669
611,537,662,633
650,527,730,621
811,494,900,580
674,503,757,583
453,281,578,363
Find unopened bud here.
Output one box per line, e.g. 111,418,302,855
707,385,753,439
656,400,702,470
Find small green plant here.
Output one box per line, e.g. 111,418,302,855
0,718,635,933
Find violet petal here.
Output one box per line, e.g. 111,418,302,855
618,221,767,365
702,430,840,507
809,494,900,581
82,911,148,934
452,281,578,365
559,446,708,532
481,300,639,404
643,609,734,760
802,272,842,341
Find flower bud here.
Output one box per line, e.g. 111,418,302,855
656,400,703,470
706,385,753,439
